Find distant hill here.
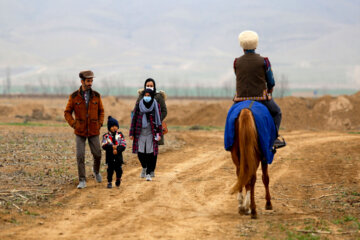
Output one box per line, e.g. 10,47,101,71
0,0,359,89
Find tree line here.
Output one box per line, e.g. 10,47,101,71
1,68,290,98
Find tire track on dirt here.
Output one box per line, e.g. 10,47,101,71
266,131,360,184
3,130,360,240
106,133,233,239
263,131,360,217
5,131,235,240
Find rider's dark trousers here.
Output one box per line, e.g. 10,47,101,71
258,99,282,135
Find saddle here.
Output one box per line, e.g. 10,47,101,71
224,100,277,164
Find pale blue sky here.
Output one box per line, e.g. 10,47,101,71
0,0,359,89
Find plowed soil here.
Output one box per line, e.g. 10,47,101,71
0,95,360,239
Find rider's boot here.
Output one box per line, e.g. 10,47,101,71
274,136,286,148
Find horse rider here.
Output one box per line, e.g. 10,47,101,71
233,30,286,148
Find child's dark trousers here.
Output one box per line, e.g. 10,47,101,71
107,159,123,183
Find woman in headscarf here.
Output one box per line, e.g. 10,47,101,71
130,88,163,181
136,78,167,177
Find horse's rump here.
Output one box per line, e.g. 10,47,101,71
225,100,276,164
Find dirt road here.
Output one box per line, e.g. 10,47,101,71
1,129,360,239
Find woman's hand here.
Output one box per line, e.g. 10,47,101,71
157,136,161,141
129,136,134,140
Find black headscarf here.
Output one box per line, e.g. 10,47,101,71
143,88,155,108
144,78,156,94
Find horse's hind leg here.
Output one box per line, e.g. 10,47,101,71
261,161,272,210
241,184,251,215
250,176,257,219
237,190,246,214
231,153,245,215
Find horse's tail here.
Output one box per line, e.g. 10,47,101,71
231,108,259,194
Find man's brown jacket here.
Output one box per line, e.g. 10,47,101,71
64,87,104,137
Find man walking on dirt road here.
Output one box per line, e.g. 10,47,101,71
64,70,105,189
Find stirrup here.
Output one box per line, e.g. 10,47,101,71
274,136,286,149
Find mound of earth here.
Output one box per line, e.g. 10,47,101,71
277,93,360,131
0,91,360,131
164,92,360,131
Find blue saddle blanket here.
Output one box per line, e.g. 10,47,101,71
224,100,277,164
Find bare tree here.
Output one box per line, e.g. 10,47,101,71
170,78,179,97
69,79,79,92
195,83,201,97
3,67,11,94
102,78,111,96
222,79,234,97
53,75,67,95
275,74,289,98
38,76,51,95
115,79,123,96
173,84,178,97
24,84,38,94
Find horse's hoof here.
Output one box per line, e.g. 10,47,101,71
250,209,257,219
238,206,246,215
265,203,273,210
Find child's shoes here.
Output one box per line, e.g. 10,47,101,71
115,178,121,187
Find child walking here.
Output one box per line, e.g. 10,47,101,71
102,116,126,188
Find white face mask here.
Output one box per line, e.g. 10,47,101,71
146,87,154,91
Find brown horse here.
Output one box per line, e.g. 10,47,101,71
230,108,272,219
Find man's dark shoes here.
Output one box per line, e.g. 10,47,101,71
274,137,286,149
115,178,121,187
107,182,112,188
